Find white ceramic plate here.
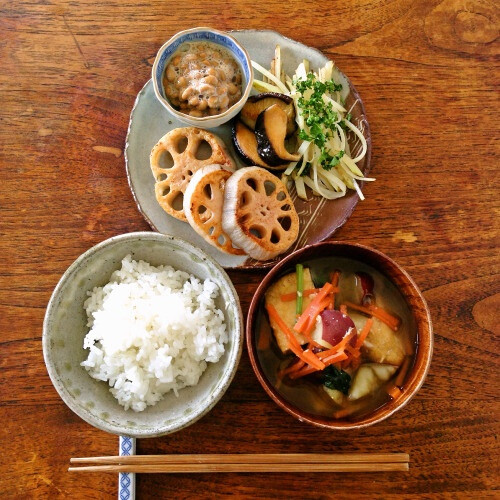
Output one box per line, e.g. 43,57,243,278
125,30,371,269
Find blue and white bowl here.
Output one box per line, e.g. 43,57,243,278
152,27,253,129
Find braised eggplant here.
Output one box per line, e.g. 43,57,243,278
232,120,283,169
255,104,301,167
241,92,296,137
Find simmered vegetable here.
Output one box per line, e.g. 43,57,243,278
232,120,275,168
265,268,315,352
349,363,398,401
351,313,406,366
323,386,344,406
313,309,356,348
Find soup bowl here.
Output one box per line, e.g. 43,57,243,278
246,242,433,429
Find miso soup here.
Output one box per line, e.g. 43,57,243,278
256,257,418,421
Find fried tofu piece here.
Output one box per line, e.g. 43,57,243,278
350,312,405,366
265,268,315,353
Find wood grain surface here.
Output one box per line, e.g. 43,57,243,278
1,0,499,498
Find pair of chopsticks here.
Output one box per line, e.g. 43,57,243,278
69,453,409,473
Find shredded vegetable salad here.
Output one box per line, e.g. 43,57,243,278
251,46,374,200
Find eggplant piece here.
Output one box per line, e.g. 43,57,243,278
255,105,301,167
231,120,277,168
241,92,296,137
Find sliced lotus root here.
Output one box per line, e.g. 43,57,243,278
183,165,245,255
222,167,299,261
150,127,234,222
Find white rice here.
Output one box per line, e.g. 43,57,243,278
81,255,228,412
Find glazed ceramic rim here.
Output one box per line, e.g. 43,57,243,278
42,231,244,437
246,241,433,430
151,27,253,127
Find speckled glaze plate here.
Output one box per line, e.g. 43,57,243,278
125,30,371,269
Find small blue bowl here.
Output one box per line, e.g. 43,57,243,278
152,27,253,129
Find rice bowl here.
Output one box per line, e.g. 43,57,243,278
42,232,243,437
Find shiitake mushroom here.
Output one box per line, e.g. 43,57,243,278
254,104,301,167
231,120,278,169
240,92,296,137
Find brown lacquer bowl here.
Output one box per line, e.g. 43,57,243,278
246,242,433,429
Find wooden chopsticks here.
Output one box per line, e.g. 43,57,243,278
69,453,409,473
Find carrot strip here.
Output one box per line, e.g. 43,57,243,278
328,271,341,309
344,301,400,331
345,344,360,359
278,358,305,377
395,356,411,387
349,356,362,371
302,349,326,370
266,303,301,350
355,318,374,349
340,304,347,315
333,407,355,419
280,288,321,302
303,296,331,336
266,304,324,370
387,385,402,399
294,283,334,333
369,305,401,330
289,352,347,379
316,328,357,359
321,351,348,367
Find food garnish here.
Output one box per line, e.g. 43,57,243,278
295,263,304,315
150,127,234,221
183,164,244,255
251,45,374,200
323,365,351,395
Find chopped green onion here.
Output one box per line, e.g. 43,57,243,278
296,263,304,315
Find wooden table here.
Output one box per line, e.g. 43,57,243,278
1,0,498,497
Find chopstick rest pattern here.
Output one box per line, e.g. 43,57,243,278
119,436,136,500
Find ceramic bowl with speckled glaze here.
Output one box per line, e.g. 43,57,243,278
43,232,243,438
152,27,253,129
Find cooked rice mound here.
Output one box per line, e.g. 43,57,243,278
81,255,227,412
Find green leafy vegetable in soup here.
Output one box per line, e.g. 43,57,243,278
323,365,351,395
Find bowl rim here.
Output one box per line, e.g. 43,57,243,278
246,241,433,430
151,26,254,125
42,231,244,438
